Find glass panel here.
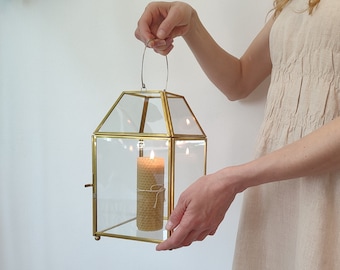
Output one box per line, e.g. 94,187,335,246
143,97,167,134
167,97,204,135
99,92,168,134
95,137,169,242
174,140,206,202
99,94,144,133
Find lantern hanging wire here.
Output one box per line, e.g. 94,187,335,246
141,40,169,91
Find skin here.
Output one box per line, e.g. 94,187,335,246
135,1,340,251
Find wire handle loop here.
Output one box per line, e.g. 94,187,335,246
141,40,169,91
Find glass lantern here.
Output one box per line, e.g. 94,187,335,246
89,90,207,243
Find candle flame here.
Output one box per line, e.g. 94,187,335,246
150,150,155,160
186,118,191,125
186,147,190,155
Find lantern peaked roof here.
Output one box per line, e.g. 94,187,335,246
94,90,206,138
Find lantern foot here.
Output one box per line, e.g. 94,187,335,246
95,236,101,241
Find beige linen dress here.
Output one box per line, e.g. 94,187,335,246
233,0,340,269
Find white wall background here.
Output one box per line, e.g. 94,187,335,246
0,0,272,269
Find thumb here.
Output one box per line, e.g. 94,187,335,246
165,199,187,230
156,5,186,40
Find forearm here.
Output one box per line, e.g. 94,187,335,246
183,10,243,99
224,117,340,193
183,10,273,100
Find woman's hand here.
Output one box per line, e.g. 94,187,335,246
156,168,241,251
135,1,194,55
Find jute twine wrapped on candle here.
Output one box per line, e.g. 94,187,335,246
137,156,165,231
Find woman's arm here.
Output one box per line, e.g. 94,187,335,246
183,10,273,100
156,116,340,251
238,116,340,190
135,1,273,100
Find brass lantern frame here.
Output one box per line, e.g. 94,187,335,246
87,45,207,243
90,90,207,243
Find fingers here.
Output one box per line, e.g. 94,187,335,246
156,4,186,39
154,171,235,251
156,225,215,251
156,195,217,251
135,7,174,55
156,224,197,251
164,194,187,231
135,2,170,45
134,21,155,45
135,2,192,55
152,38,174,55
146,39,166,48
